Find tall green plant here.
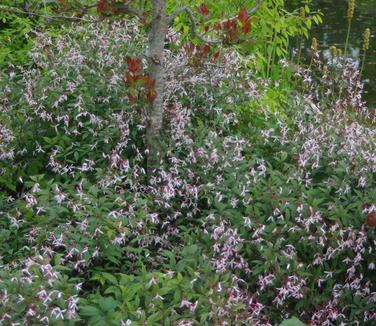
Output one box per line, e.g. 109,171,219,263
249,0,322,78
344,0,355,56
0,0,96,67
360,28,371,76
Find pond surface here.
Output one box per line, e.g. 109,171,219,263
289,0,376,108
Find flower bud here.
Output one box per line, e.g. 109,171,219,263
300,7,305,20
311,37,318,52
330,45,337,56
363,28,371,51
347,0,355,21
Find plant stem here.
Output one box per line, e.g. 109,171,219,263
297,36,302,66
344,19,352,57
360,50,367,77
267,29,277,79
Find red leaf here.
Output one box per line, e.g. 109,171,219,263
242,20,251,34
147,88,157,103
202,43,211,54
199,4,209,16
223,19,237,32
238,7,249,24
129,94,137,103
97,0,106,13
124,72,131,83
368,212,376,227
126,57,142,75
140,75,155,88
214,22,222,31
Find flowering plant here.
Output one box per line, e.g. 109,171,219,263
0,16,375,326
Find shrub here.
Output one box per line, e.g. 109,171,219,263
0,18,375,325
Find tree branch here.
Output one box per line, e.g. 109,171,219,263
168,5,187,22
247,0,263,15
168,0,263,44
0,7,96,22
117,1,145,21
168,6,221,44
224,0,262,23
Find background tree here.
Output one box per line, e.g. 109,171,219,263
0,1,326,174
0,1,98,67
94,0,263,174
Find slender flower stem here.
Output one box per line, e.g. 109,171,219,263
297,36,302,66
344,20,352,57
360,50,366,77
360,28,371,77
345,0,355,57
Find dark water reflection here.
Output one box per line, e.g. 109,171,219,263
288,0,376,107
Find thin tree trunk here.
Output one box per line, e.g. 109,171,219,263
146,0,168,175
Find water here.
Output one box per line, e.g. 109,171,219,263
288,0,376,108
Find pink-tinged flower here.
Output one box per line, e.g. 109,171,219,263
180,299,198,313
273,275,306,307
257,273,275,291
148,276,157,286
67,295,79,319
248,297,265,316
24,193,38,208
51,307,66,320
150,213,159,224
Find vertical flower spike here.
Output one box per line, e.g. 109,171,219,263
347,0,355,22
361,28,371,75
311,37,318,52
300,7,305,20
362,28,371,52
330,45,337,57
345,0,355,56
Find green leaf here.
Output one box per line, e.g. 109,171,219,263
101,272,118,285
98,296,117,312
177,272,183,284
280,317,307,326
80,305,101,317
148,312,163,322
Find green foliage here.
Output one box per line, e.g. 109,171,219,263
80,249,240,325
0,0,96,67
0,2,375,325
0,255,80,324
171,0,322,79
280,317,307,326
249,0,322,78
0,11,33,66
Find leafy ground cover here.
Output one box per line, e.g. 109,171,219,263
0,9,375,326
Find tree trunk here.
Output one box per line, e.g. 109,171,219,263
146,0,168,175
